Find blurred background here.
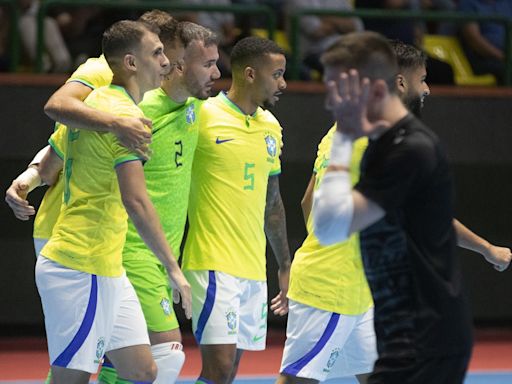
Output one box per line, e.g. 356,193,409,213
1,0,512,337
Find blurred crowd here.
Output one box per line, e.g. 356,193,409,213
0,0,510,84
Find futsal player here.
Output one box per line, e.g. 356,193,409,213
182,36,291,384
99,21,222,384
35,20,191,383
313,31,473,383
277,39,511,384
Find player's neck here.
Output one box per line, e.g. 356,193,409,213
226,87,257,116
369,95,409,140
162,75,188,104
113,76,143,104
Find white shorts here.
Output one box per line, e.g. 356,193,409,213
280,300,377,381
185,270,267,350
35,256,150,373
34,237,48,258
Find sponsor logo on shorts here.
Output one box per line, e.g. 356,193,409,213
323,348,341,373
225,308,237,335
95,337,105,364
160,298,171,316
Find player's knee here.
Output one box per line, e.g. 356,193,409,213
152,342,185,384
120,360,157,383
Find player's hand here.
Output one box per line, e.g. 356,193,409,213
326,69,390,138
168,269,192,319
112,117,153,160
5,179,35,221
483,245,511,272
270,268,289,316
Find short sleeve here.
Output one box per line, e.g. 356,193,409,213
66,55,113,90
48,123,68,160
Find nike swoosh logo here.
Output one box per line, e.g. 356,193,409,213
252,334,265,342
216,137,234,144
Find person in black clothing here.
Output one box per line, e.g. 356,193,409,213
312,31,473,383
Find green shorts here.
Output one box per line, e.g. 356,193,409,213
124,258,179,332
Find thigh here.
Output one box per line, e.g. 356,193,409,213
36,256,121,374
106,274,150,352
369,353,470,384
333,307,377,378
409,355,470,384
185,270,241,345
125,259,179,333
238,278,267,351
280,300,356,382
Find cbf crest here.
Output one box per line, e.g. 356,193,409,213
160,298,171,316
323,348,341,373
225,308,237,335
185,104,196,124
95,337,105,363
264,134,277,158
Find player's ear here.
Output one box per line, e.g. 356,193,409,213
245,66,256,83
396,74,406,94
124,54,136,71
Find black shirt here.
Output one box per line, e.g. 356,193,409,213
355,114,473,359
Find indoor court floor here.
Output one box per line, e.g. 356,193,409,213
1,329,512,383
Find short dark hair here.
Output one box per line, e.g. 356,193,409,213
102,20,158,69
230,36,285,71
178,21,219,48
321,31,398,92
389,39,427,72
138,10,179,47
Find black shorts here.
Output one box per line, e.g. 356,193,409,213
368,353,471,384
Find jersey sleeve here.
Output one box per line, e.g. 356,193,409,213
66,55,113,90
355,137,438,212
313,126,336,174
48,123,68,159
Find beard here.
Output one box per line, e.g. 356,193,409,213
404,95,423,118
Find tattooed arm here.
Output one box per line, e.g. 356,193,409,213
265,175,291,316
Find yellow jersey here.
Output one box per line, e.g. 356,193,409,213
40,85,143,276
182,92,282,281
288,126,373,315
33,55,112,240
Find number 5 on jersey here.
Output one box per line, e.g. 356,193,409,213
244,163,255,190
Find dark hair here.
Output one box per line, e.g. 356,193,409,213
102,20,158,69
230,36,285,71
138,9,179,47
389,39,427,72
321,31,398,92
178,21,219,48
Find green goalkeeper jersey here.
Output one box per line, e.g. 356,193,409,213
123,88,203,263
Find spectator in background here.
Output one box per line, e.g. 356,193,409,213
356,0,419,45
18,0,72,72
458,0,512,85
180,0,240,76
357,0,454,84
285,0,363,80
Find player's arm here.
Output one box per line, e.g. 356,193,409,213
265,175,291,316
44,82,152,157
313,167,385,245
454,218,511,272
38,146,64,187
301,174,315,226
115,160,192,319
5,146,51,220
461,22,504,61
